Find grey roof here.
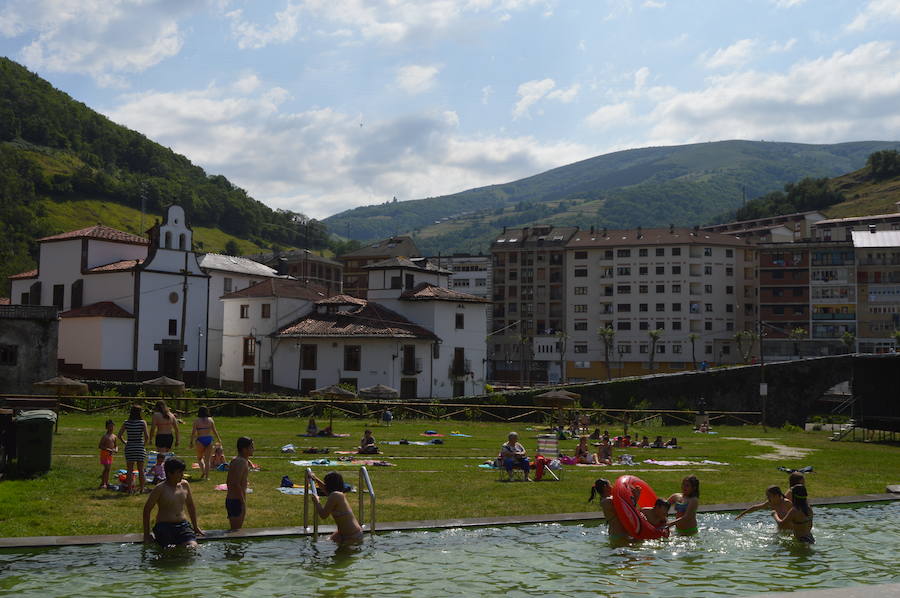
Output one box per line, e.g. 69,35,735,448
341,236,421,259
851,230,900,248
364,256,452,274
200,254,279,277
244,250,342,267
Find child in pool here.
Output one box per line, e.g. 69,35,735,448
311,472,364,544
143,458,203,548
588,478,628,542
98,419,118,489
785,472,805,502
774,484,814,543
735,485,793,530
642,499,670,529
667,474,700,535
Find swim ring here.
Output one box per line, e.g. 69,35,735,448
612,475,669,540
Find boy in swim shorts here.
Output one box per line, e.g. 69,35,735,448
143,458,203,548
98,419,118,489
225,437,254,531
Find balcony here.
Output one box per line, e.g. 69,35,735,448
452,359,470,377
812,313,855,320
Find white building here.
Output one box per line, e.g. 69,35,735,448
427,254,492,299
8,206,209,381
268,257,489,398
199,254,281,385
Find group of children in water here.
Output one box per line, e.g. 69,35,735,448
589,471,814,544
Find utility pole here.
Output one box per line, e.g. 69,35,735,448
759,319,767,432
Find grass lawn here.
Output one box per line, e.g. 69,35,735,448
1,412,898,538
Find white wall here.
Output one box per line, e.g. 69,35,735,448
136,270,208,373
83,271,136,313
87,240,147,269
58,318,103,368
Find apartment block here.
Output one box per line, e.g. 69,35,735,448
564,227,754,380
339,236,421,299
852,229,900,353
812,204,900,242
428,254,492,299
703,210,825,243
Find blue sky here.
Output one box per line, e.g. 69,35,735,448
2,0,900,220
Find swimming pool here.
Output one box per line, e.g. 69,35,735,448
1,503,897,597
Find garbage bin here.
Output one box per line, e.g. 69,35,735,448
15,410,57,473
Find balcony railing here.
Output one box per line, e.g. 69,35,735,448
812,313,856,320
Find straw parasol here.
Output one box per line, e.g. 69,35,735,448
311,384,358,429
534,390,581,431
141,376,185,397
358,384,400,399
32,376,88,433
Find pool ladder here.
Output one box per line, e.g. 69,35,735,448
303,466,376,540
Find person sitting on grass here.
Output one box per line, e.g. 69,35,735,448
575,435,598,464
588,478,628,543
595,436,613,465
143,458,202,548
665,437,678,448
211,443,227,468
651,435,664,448
306,417,318,436
735,485,793,531
500,432,531,481
358,429,379,454
225,437,254,532
311,471,364,544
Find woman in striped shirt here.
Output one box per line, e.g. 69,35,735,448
118,405,149,495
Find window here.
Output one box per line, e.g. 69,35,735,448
617,303,631,313
672,302,681,312
574,286,587,295
655,321,664,330
242,337,256,366
574,320,588,331
726,304,734,313
240,305,249,319
656,284,665,293
656,248,665,256
618,343,632,354
672,248,681,256
574,304,588,313
344,345,361,371
52,284,64,310
390,275,402,289
670,264,683,276
261,304,271,319
574,344,588,354
726,285,734,295
300,344,317,370
639,303,648,312
402,345,417,373
71,280,83,309
639,285,648,294
168,319,177,336
475,279,487,286
726,322,734,331
0,345,17,366
639,266,648,275
705,345,713,355
617,321,631,331
704,247,712,256
658,344,666,354
639,248,648,257
704,284,713,293
726,249,734,258
640,344,649,354
617,249,631,258
726,267,734,276
574,251,587,259
704,265,712,275
672,284,681,293
672,321,682,330
705,303,713,312
405,274,415,290
639,321,649,330
673,344,682,353
656,266,665,275
656,303,665,312
617,266,631,276
455,313,465,329
574,268,588,277
617,285,631,294
705,321,713,331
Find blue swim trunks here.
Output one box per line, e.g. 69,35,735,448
225,498,244,519
153,520,196,547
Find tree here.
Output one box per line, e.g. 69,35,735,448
648,329,663,373
892,330,900,351
598,327,615,381
688,333,699,370
734,330,760,364
224,239,240,256
789,327,807,358
841,331,856,354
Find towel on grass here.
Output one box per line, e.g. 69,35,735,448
449,432,472,437
644,459,729,466
214,484,253,493
297,433,351,438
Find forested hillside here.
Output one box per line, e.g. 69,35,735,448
0,58,327,294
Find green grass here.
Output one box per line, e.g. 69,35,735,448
1,413,898,538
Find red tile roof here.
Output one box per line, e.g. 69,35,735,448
0,298,10,305
316,294,367,306
277,301,438,340
8,269,38,280
59,301,134,318
400,282,489,303
38,225,149,245
221,278,328,301
85,259,144,273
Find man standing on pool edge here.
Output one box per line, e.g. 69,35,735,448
143,458,203,548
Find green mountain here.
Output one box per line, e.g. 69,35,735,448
0,57,327,294
324,140,900,255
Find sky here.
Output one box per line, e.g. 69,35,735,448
2,1,900,221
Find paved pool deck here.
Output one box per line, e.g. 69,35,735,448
1,492,896,549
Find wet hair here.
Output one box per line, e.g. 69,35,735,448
790,484,811,516
766,485,784,498
588,478,611,503
128,405,142,420
105,419,115,427
788,472,805,487
323,471,345,494
683,474,700,498
163,458,186,475
655,499,669,509
236,436,253,452
198,406,210,418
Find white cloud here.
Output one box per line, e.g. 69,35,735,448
233,73,262,94
585,102,634,130
481,85,494,104
395,64,440,95
547,83,580,103
642,1,666,8
226,1,302,49
647,41,900,144
1,0,198,86
770,0,806,7
703,38,758,69
512,78,556,119
104,82,593,219
634,66,650,90
847,0,900,32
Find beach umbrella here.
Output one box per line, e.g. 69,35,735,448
141,376,185,397
311,384,357,428
358,384,400,399
32,376,88,434
534,390,580,431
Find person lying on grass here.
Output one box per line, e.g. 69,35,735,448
143,458,203,548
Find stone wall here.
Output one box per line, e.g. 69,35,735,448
0,306,59,394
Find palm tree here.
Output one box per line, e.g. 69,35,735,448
598,326,615,381
841,331,856,354
789,327,807,359
648,329,663,373
892,330,900,352
688,333,699,370
734,330,759,364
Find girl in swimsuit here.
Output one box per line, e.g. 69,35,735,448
775,484,814,543
667,474,700,536
311,472,364,544
189,406,222,480
150,400,179,453
576,436,597,464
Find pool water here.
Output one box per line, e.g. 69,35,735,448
1,503,898,597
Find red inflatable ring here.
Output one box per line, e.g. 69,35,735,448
612,475,669,540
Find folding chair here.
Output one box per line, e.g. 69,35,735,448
535,434,563,481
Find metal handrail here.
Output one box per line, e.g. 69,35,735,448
303,467,319,540
358,466,376,534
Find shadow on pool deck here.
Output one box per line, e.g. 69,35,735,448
1,492,897,549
